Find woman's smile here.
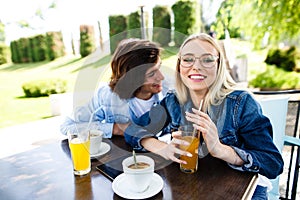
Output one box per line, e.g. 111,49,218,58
188,73,207,81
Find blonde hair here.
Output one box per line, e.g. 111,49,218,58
175,33,236,112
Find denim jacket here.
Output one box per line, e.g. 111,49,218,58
124,90,284,179
60,82,169,138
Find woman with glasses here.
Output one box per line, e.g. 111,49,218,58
124,33,283,199
60,38,169,138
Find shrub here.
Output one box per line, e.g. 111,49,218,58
79,25,95,57
18,37,32,63
10,40,20,63
172,0,200,46
249,65,300,90
109,15,127,54
128,11,141,38
10,32,65,63
0,43,9,64
22,79,67,97
46,31,65,60
265,46,298,72
153,6,171,46
31,34,47,62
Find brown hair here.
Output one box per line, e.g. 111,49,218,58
109,38,161,99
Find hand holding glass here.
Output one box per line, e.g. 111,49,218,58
178,125,200,173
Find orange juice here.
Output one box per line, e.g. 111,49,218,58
179,136,200,173
69,138,91,172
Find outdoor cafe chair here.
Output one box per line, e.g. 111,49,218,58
254,90,300,200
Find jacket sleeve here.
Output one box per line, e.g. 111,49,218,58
228,92,284,179
124,103,168,151
124,91,181,151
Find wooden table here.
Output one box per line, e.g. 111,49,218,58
0,136,258,200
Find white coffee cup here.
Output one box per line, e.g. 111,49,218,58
89,130,103,155
122,155,154,193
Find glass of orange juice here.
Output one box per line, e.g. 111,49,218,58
179,125,200,173
68,127,91,176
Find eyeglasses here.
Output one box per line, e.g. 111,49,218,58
180,54,219,68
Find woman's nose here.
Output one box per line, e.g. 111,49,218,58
192,59,202,70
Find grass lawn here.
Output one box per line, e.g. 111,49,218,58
0,39,265,128
0,55,83,128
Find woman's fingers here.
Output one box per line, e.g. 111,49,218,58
171,131,182,138
171,156,187,164
171,137,189,146
168,149,192,164
163,137,193,164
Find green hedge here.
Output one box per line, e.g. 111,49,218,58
109,15,127,54
0,43,9,64
31,34,47,62
22,79,67,97
107,1,202,51
128,11,141,38
153,6,171,46
79,25,95,57
10,31,65,63
46,31,65,60
19,37,32,63
172,0,200,46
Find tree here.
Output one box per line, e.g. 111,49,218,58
230,0,300,48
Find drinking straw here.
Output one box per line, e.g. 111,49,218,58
133,150,138,168
193,99,203,138
86,107,102,131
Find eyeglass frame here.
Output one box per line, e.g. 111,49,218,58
179,53,219,68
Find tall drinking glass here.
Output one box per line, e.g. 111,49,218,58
68,128,91,176
179,125,200,173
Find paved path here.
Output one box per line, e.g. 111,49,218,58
0,116,66,159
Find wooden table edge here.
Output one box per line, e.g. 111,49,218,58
241,173,259,200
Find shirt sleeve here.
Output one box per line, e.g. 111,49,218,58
227,146,258,173
60,85,114,138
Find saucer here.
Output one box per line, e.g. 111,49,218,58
112,173,163,199
90,142,110,158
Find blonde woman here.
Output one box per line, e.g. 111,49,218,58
124,33,283,199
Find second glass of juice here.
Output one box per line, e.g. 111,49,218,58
68,128,91,176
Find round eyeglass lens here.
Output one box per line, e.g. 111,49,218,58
181,54,218,68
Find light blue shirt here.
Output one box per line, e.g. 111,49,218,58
60,82,170,138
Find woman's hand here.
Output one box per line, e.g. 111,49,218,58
141,131,192,164
162,131,192,164
185,108,222,157
186,108,244,165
